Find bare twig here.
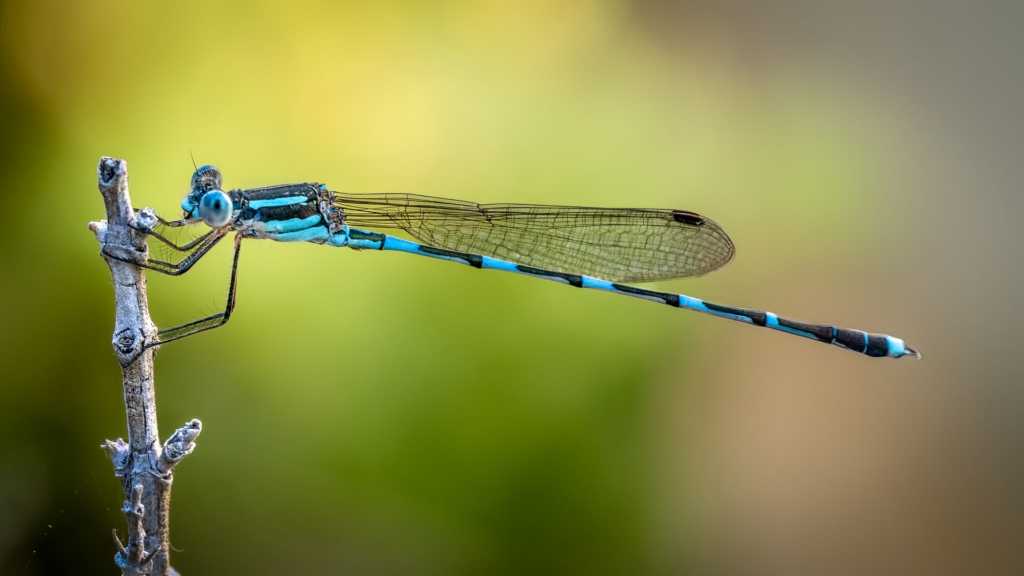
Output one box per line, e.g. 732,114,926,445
90,157,201,575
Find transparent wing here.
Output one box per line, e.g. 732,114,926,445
335,193,735,282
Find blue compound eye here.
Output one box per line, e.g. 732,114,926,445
199,190,233,228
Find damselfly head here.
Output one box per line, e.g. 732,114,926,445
182,164,225,219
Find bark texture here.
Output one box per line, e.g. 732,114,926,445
89,157,201,575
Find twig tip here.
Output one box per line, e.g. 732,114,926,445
98,157,126,186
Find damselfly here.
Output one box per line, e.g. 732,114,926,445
109,165,919,364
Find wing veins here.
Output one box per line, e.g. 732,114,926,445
335,193,734,282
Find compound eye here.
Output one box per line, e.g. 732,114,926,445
199,190,233,228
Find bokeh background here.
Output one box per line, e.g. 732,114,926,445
1,1,1021,574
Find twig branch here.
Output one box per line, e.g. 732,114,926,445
89,157,201,576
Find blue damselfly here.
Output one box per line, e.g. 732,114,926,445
108,165,919,365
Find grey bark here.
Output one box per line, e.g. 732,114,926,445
89,157,201,576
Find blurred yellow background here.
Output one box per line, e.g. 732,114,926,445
1,1,1020,574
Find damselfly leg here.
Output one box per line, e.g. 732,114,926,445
145,228,215,253
130,208,206,250
128,209,224,267
102,228,226,276
154,232,242,344
117,232,244,367
143,228,228,276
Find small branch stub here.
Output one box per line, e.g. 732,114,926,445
155,419,203,475
103,438,130,477
113,484,158,576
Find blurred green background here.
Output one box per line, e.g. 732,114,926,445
1,1,1021,574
